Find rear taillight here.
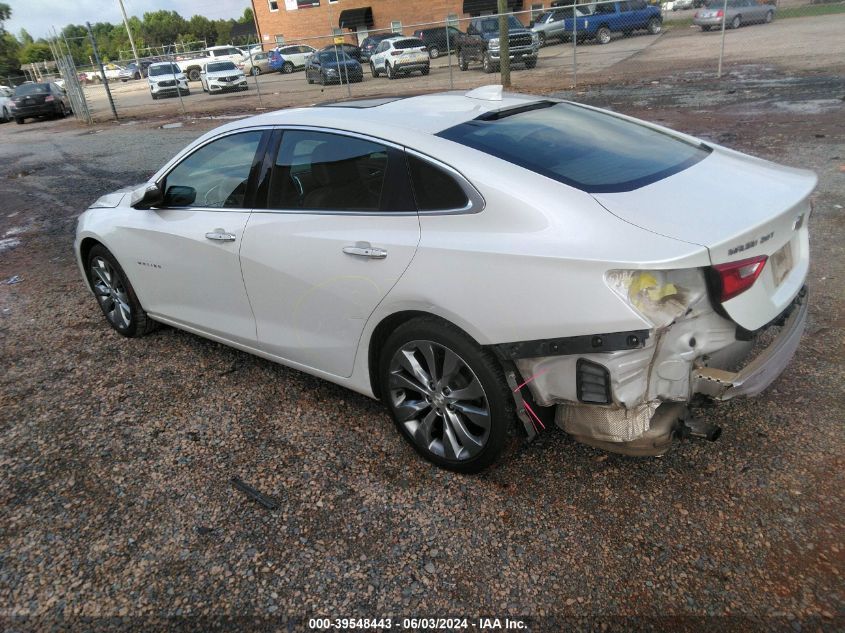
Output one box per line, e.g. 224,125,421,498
45,95,54,102
716,9,724,17
390,50,401,56
713,255,767,302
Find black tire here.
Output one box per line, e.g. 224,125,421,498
596,26,612,44
134,72,141,80
458,49,469,71
765,10,773,23
187,68,200,82
1,106,9,122
251,67,261,76
379,317,516,473
482,52,495,74
15,117,23,124
421,65,430,76
429,46,440,59
701,25,711,31
371,61,379,78
282,61,294,74
538,32,547,46
386,62,395,80
307,73,314,84
86,244,157,338
525,57,537,69
320,72,327,86
151,92,158,100
731,15,741,28
647,17,662,34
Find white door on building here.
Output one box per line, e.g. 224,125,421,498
355,27,369,45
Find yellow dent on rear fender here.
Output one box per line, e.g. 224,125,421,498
627,272,678,310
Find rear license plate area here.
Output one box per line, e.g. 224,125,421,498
770,241,793,287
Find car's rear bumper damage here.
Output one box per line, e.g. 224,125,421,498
501,287,808,455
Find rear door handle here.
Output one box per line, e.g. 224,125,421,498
343,244,387,259
205,229,236,242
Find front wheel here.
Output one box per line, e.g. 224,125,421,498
765,10,773,23
482,52,495,74
647,17,662,34
524,57,537,69
251,67,261,76
15,117,23,124
87,245,157,338
538,32,547,46
386,62,395,80
420,65,430,76
187,68,200,82
370,61,379,77
282,62,294,74
596,26,612,44
429,46,440,59
731,15,741,28
458,50,469,71
379,318,515,473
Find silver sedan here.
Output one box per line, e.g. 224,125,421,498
694,0,775,30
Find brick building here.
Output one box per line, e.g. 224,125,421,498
250,0,540,49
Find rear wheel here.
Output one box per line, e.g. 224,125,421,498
1,106,9,122
87,245,157,338
251,67,261,76
538,32,547,46
647,17,662,34
429,46,440,59
482,52,495,74
379,318,515,473
765,10,773,23
282,61,294,74
458,50,469,71
370,61,379,77
187,68,200,82
731,15,741,28
386,62,395,80
596,26,612,44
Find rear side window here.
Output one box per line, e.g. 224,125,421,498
407,155,469,211
394,39,425,49
438,102,710,193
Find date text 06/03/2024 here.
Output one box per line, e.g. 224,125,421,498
307,617,527,629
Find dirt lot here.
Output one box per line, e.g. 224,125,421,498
0,60,843,631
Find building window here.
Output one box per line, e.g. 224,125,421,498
531,3,544,18
269,0,279,10
275,34,285,45
297,0,320,7
391,20,402,34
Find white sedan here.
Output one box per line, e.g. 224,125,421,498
200,61,248,94
74,86,814,472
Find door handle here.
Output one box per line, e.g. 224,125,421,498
343,244,387,259
205,229,236,242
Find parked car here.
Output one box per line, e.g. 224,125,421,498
412,26,467,58
457,15,539,73
321,43,363,62
176,46,245,82
360,33,395,62
201,61,248,93
305,50,363,85
268,49,285,73
531,6,587,45
242,52,271,76
10,82,71,124
569,0,663,44
369,37,430,79
0,85,13,123
694,0,774,30
275,44,317,73
122,60,158,80
74,87,815,472
147,62,189,100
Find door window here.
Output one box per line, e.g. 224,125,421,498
267,131,389,211
163,131,263,208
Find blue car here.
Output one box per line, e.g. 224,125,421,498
268,50,285,73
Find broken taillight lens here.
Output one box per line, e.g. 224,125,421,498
713,255,767,302
605,268,707,327
716,9,724,17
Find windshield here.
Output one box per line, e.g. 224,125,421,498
14,83,50,96
319,51,352,63
149,64,179,76
207,61,237,72
394,38,425,49
438,102,711,193
478,15,525,32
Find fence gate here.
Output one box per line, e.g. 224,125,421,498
55,54,92,124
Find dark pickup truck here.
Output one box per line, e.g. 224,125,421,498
456,15,540,73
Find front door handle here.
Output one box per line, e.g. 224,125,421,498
205,229,236,242
343,244,387,259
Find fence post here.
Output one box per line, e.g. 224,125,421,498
86,22,118,121
572,7,578,88
446,20,454,90
248,45,264,107
717,0,729,77
498,0,511,87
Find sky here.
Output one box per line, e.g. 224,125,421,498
5,0,250,40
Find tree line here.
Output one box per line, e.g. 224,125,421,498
0,3,255,76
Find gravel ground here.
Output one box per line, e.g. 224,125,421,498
0,65,843,632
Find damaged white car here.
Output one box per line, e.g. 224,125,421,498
75,86,814,472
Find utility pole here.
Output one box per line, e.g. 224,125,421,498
117,0,141,70
497,0,511,88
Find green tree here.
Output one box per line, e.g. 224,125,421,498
0,2,22,76
142,10,187,46
187,15,216,46
18,42,51,64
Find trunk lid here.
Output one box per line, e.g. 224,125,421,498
592,146,816,330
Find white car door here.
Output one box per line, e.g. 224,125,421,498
372,42,389,70
111,130,269,345
239,129,421,377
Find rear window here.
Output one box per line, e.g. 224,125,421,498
437,102,710,193
14,83,50,96
394,39,425,49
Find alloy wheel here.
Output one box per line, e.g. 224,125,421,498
388,340,491,462
90,256,132,330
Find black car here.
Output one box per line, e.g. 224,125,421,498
359,33,394,61
412,26,467,59
11,82,71,124
320,43,363,62
306,50,363,85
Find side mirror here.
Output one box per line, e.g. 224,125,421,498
130,183,163,209
163,185,196,207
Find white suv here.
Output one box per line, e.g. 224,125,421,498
369,37,430,79
147,62,189,100
276,45,317,73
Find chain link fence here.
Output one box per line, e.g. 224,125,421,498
35,0,844,124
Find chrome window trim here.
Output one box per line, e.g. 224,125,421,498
404,148,485,216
